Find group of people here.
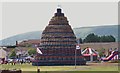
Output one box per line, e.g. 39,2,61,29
10,59,25,65
0,58,31,65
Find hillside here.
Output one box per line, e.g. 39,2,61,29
0,25,118,46
74,25,118,39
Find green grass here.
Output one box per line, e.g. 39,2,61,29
0,63,119,73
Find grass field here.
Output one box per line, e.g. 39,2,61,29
0,62,119,73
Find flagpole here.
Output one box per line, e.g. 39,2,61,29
36,46,37,71
75,49,76,69
35,45,39,73
37,53,40,73
75,38,80,69
36,47,42,73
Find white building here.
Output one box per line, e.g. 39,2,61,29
0,48,7,60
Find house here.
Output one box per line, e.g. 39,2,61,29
18,39,40,47
0,47,7,60
16,47,29,57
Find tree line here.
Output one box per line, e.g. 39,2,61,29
78,33,116,43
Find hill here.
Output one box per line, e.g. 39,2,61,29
74,25,118,39
0,25,118,46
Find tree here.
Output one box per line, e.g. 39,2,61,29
100,35,116,42
28,49,36,55
83,33,100,43
9,49,16,58
78,38,83,44
83,33,116,43
99,48,106,57
108,35,116,42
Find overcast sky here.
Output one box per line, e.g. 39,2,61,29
1,2,118,40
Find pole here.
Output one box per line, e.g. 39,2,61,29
75,49,76,69
75,38,79,69
37,54,38,69
36,47,40,73
37,53,39,73
36,53,40,73
90,54,93,62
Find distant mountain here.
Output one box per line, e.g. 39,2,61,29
0,25,118,46
0,31,42,46
74,25,118,40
